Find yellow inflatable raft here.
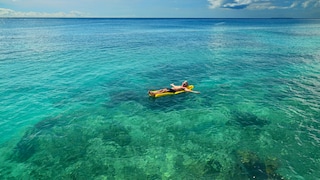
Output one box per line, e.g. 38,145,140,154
149,85,194,98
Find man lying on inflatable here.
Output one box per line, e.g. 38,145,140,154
148,81,200,98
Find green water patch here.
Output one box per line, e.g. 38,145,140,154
105,90,144,107
145,61,211,85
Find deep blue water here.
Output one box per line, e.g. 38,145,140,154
0,18,320,179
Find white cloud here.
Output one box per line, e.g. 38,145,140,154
247,2,271,10
267,2,298,10
0,8,88,17
208,0,224,9
302,0,311,8
302,0,320,8
208,0,320,10
222,0,252,9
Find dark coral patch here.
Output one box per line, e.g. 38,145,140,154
11,116,69,162
102,122,132,146
235,150,285,180
12,129,38,162
204,158,222,175
229,111,269,128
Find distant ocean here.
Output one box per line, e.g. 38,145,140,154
0,18,319,179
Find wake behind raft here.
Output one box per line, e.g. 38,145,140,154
148,85,194,98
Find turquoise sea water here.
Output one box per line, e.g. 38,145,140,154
0,18,320,179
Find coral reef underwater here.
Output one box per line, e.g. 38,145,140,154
0,107,287,179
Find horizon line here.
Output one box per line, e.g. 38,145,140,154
1,17,319,19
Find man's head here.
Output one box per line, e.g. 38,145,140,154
182,81,188,87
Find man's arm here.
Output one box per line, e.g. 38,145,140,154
184,87,200,94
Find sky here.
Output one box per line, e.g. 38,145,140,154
0,0,319,18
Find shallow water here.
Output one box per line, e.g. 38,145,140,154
0,18,320,179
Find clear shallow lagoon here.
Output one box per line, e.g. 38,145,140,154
0,18,319,179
